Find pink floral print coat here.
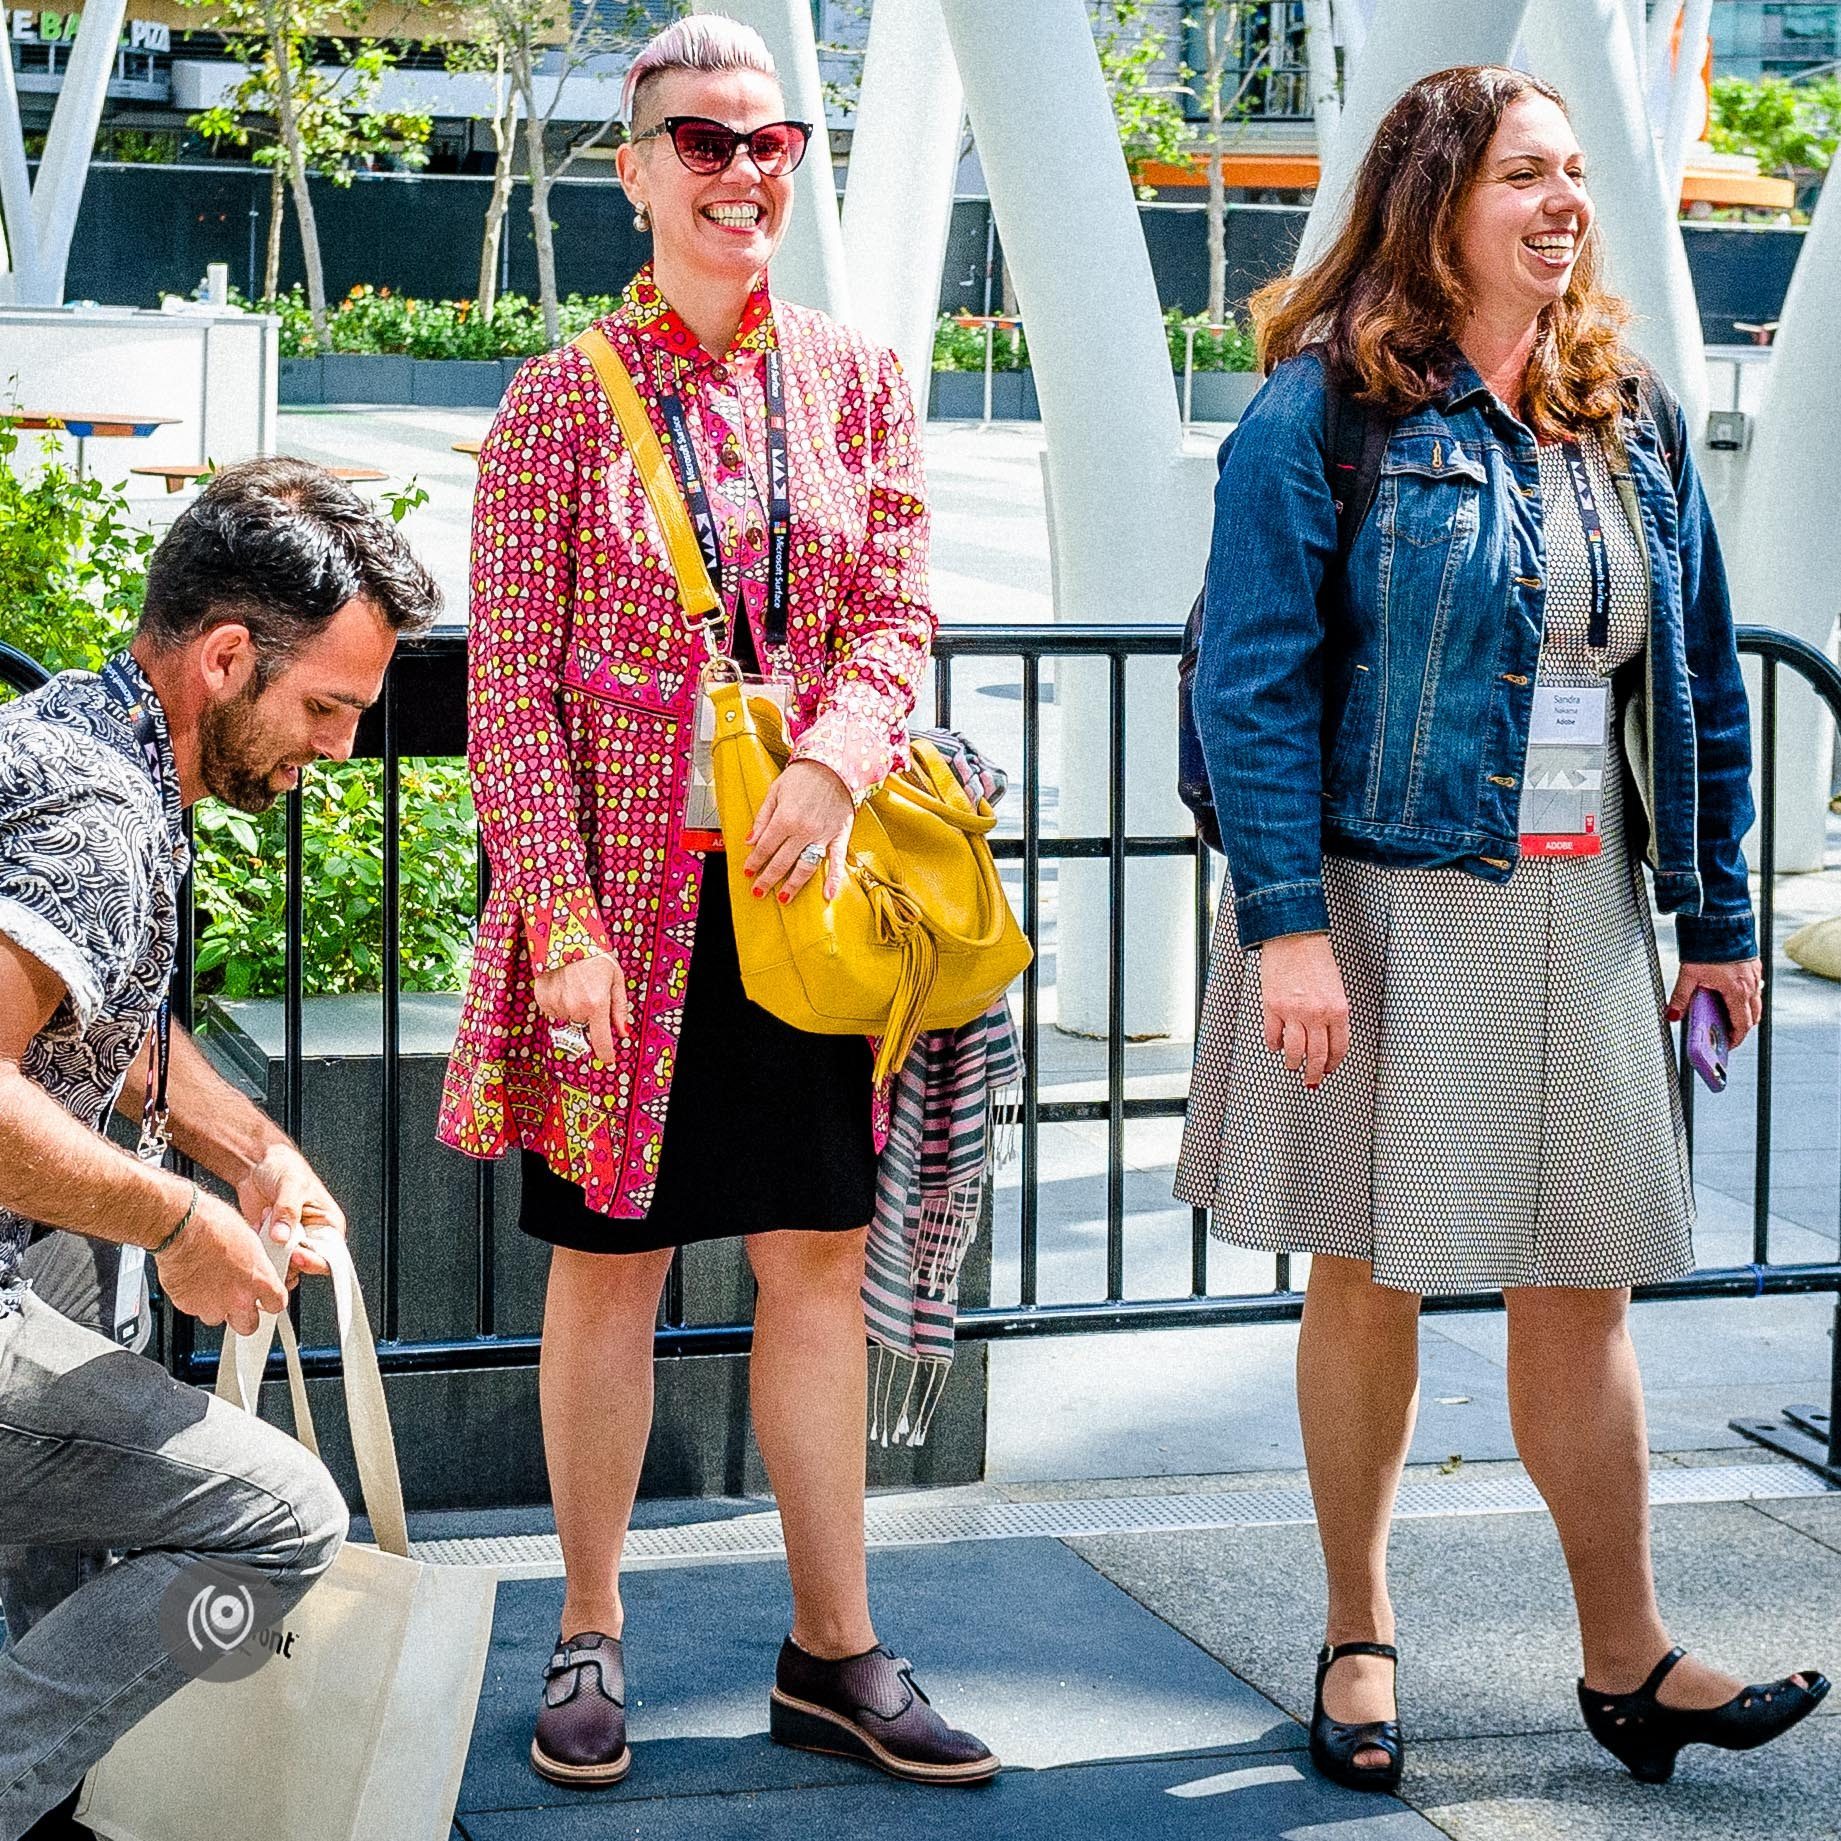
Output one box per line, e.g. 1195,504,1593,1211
437,268,934,1221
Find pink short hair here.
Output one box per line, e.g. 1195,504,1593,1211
622,16,779,128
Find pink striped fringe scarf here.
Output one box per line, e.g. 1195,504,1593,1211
864,729,1022,1447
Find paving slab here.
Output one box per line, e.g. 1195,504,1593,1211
459,1751,1442,1841
1403,1718,1841,1841
457,1536,1300,1821
1069,1500,1841,1742
988,1321,1524,1483
1754,1496,1841,1560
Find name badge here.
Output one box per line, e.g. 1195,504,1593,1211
1519,684,1608,857
681,670,792,853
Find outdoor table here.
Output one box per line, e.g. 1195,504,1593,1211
10,411,178,480
452,439,483,460
131,462,388,494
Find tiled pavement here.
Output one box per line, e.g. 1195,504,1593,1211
433,1462,1839,1841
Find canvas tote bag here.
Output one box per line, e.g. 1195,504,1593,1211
78,1232,496,1841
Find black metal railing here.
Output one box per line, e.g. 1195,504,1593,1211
3,625,1837,1478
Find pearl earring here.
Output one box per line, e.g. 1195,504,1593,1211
633,203,650,233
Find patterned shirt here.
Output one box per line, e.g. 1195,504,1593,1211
0,655,187,1288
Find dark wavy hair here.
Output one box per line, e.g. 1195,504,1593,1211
1252,65,1637,440
138,457,441,679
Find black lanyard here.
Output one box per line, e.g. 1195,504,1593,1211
657,344,791,650
1557,441,1611,651
99,656,173,1165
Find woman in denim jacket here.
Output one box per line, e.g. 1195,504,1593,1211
1177,65,1826,1794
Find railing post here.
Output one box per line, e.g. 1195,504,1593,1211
1182,323,1198,425
982,318,996,427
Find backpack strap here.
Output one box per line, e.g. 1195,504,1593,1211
1631,364,1689,501
1322,375,1391,562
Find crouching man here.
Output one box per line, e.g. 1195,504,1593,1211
0,459,441,1839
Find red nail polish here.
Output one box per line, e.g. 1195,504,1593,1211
752,887,764,900
778,890,791,905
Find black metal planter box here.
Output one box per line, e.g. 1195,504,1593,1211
279,355,526,409
196,994,989,1512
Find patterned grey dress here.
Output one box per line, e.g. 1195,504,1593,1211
1175,437,1694,1294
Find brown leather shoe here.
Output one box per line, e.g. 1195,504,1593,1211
770,1637,1000,1784
530,1631,632,1787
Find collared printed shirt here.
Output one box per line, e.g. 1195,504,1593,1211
0,654,187,1289
438,265,933,1221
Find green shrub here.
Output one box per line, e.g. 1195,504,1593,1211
0,412,148,677
0,416,478,997
1164,309,1259,374
260,285,620,361
192,759,479,1000
931,314,1029,372
928,310,1256,375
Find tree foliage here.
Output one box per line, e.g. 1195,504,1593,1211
1709,74,1840,181
0,415,147,679
465,0,679,346
1092,0,1191,196
181,0,433,338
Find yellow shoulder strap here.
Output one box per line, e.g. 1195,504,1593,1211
572,326,721,627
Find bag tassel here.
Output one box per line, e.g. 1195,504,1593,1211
867,878,940,1085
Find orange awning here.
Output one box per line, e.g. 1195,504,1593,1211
1141,150,1796,210
1139,153,1321,190
1681,165,1796,208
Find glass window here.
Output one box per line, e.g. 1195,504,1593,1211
1181,0,1314,121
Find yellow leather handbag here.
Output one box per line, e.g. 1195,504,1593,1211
708,681,1032,1080
574,325,1031,1082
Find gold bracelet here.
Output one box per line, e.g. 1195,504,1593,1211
152,1183,199,1257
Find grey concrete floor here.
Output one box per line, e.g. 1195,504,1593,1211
420,1461,1838,1841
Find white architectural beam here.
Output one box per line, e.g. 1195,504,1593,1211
840,0,963,396
694,0,851,319
1302,0,1341,139
937,0,1214,1035
1732,169,1841,870
1661,0,1714,199
1523,0,1707,431
23,0,128,305
0,32,35,302
1300,0,1532,269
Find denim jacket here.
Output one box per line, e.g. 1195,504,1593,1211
1194,350,1756,963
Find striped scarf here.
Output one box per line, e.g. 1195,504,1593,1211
863,730,1023,1447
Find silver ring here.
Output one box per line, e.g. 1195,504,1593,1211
549,1021,592,1059
798,844,826,865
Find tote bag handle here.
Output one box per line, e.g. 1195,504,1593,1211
215,1232,410,1560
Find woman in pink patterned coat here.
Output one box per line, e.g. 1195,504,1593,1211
438,14,998,1796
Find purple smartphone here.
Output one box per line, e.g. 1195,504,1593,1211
1685,987,1731,1093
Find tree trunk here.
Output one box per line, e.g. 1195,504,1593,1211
476,55,516,317
524,106,560,345
262,13,328,336
263,158,285,300
1205,3,1229,323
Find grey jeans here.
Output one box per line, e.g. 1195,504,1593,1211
0,1231,155,1656
0,1266,348,1840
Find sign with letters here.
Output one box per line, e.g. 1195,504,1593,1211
10,10,170,49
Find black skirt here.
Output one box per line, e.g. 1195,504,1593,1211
519,864,877,1255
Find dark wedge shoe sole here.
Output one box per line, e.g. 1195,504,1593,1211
769,1688,1001,1784
529,1737,633,1788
